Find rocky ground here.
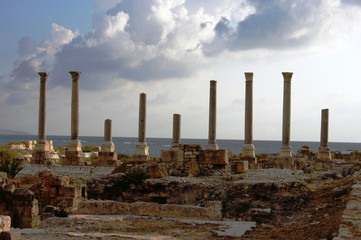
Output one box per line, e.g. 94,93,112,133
15,166,360,240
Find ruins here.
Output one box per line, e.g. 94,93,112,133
0,71,360,239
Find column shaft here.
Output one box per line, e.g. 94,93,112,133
70,71,81,141
320,109,329,147
38,72,48,142
172,114,181,147
138,93,146,143
244,73,253,145
104,119,112,142
207,80,218,149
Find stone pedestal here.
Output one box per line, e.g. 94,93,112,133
31,142,51,165
317,146,331,161
97,152,119,167
161,149,184,162
242,144,256,160
198,150,229,165
230,160,249,173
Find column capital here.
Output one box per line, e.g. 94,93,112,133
69,71,81,80
38,72,49,81
244,72,254,81
282,72,293,82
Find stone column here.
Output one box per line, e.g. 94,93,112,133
102,119,115,152
97,119,118,166
172,114,181,148
280,72,293,157
32,72,51,164
206,80,219,150
317,109,331,160
242,72,255,158
134,93,150,159
64,71,83,165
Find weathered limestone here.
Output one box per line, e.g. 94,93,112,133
172,114,181,149
206,80,219,150
134,93,150,160
279,72,293,158
64,71,83,166
278,72,294,169
242,72,256,158
97,119,118,166
317,109,331,160
32,72,51,164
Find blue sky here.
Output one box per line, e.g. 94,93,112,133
1,0,361,143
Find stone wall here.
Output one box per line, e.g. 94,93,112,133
334,174,361,239
17,164,114,178
76,200,222,220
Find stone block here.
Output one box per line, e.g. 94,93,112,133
276,157,294,169
198,150,229,165
160,149,184,162
64,150,84,166
148,164,168,178
188,160,201,177
230,160,249,173
61,186,77,198
0,231,21,240
0,215,11,231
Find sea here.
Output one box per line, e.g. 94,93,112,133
1,135,361,157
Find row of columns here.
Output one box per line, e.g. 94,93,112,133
33,71,331,165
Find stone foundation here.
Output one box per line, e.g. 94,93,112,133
230,160,249,173
198,150,229,165
160,149,184,162
96,152,119,167
64,150,84,166
276,157,294,169
31,149,51,165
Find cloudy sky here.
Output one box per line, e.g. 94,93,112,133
1,0,361,142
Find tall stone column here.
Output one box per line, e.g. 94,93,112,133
134,93,150,159
97,119,118,166
172,114,181,148
64,71,83,165
32,72,51,164
242,72,255,158
280,72,293,158
206,80,219,150
317,109,331,160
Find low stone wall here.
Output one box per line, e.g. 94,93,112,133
334,176,361,240
17,164,115,178
76,200,222,220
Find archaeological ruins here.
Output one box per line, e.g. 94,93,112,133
0,71,360,239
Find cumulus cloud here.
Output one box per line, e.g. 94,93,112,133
3,0,361,95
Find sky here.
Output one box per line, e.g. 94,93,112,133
1,0,361,142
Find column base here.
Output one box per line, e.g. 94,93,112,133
280,145,293,158
101,141,115,152
276,156,295,169
317,146,331,160
161,149,184,162
242,144,255,158
134,142,150,160
205,143,219,150
31,150,51,165
68,140,82,151
96,152,119,167
64,150,84,166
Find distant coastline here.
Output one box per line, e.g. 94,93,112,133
0,129,31,135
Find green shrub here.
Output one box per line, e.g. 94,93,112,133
108,167,149,199
54,209,68,217
83,144,98,153
117,153,132,161
0,158,24,178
